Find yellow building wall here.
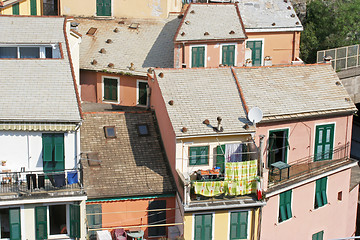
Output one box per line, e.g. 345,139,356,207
60,0,182,19
0,0,40,15
183,208,260,240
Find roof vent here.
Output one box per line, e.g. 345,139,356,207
158,72,164,78
106,39,112,44
272,22,276,26
181,32,186,36
129,23,139,29
91,59,97,65
178,14,184,19
283,0,288,2
190,10,195,14
100,48,106,54
86,27,97,36
169,100,174,106
203,119,210,125
108,63,114,68
129,62,135,71
287,6,291,10
291,14,295,17
114,28,119,33
204,32,209,36
181,127,188,133
185,21,190,25
118,20,125,24
296,21,300,25
345,97,351,102
229,30,235,34
335,81,342,86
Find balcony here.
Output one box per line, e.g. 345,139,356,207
0,169,83,200
267,142,355,191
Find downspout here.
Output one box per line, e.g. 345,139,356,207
182,42,186,68
259,135,265,175
292,32,296,61
27,135,30,170
345,115,349,157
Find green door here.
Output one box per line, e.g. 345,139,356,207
103,78,118,101
246,41,262,66
194,214,212,240
138,81,148,106
42,133,65,172
314,124,335,161
222,45,235,66
192,46,205,68
9,208,21,240
96,0,111,16
70,204,80,238
30,0,37,15
35,206,48,240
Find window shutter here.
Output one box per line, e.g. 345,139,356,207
200,147,208,164
230,212,239,239
35,206,48,240
239,211,248,239
321,178,328,205
70,204,81,238
43,134,53,163
285,190,292,219
189,148,198,165
203,214,212,240
30,0,37,15
12,3,19,15
279,190,292,222
194,215,203,240
268,133,276,166
216,145,225,172
9,208,21,240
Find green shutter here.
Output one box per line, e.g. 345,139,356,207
12,3,19,15
230,211,248,240
216,145,225,172
104,78,118,101
194,214,212,240
315,177,327,208
70,204,81,238
9,208,21,240
43,134,64,172
246,41,262,66
87,204,102,239
189,146,208,166
222,45,235,66
279,190,292,222
314,124,334,161
54,134,64,171
35,206,48,240
97,0,111,16
192,47,205,68
312,231,324,240
30,0,37,15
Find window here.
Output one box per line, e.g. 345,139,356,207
12,3,19,15
230,211,248,240
222,45,235,66
314,124,335,161
268,129,289,166
194,213,212,240
137,124,149,136
137,80,148,106
30,0,37,15
246,40,263,66
312,231,324,240
96,0,111,16
35,204,80,240
0,208,21,240
86,204,102,240
315,177,328,209
189,146,209,165
279,190,292,222
148,200,166,237
216,145,225,172
104,126,116,138
191,46,205,68
338,191,342,201
103,77,118,102
0,45,60,59
42,133,65,172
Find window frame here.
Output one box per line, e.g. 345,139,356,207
228,210,250,240
220,43,237,67
314,177,328,209
313,123,335,161
0,44,60,59
190,44,207,68
278,189,292,223
245,39,264,66
104,126,116,138
192,212,214,240
189,146,209,166
136,79,148,107
148,200,166,238
267,128,290,167
86,204,102,239
102,76,120,104
137,124,150,136
96,0,112,17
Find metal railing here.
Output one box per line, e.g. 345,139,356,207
269,142,350,184
317,45,360,71
0,169,82,195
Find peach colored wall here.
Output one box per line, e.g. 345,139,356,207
247,31,301,65
80,70,146,106
174,41,246,68
261,169,356,240
255,115,353,168
347,185,359,236
148,75,183,199
87,196,176,238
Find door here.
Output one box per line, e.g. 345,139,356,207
246,41,262,66
42,133,65,172
222,45,235,66
138,81,148,106
148,200,166,237
268,129,289,166
96,0,111,16
314,124,335,161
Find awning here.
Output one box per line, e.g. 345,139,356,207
0,122,78,131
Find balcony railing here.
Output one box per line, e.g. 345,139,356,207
268,142,351,185
0,169,82,197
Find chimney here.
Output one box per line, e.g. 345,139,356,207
323,55,333,64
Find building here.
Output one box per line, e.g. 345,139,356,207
0,15,86,239
59,0,182,19
148,67,265,240
0,0,58,16
80,103,177,239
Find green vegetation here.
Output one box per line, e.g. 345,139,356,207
300,0,360,63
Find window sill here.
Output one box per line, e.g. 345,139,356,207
48,234,70,239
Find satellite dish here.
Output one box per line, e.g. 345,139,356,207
248,107,263,124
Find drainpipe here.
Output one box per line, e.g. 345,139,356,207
182,42,186,68
27,135,30,170
292,32,297,61
259,135,265,175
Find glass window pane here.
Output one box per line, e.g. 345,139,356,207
138,125,148,135
45,47,53,58
0,47,17,58
20,47,40,58
336,47,346,58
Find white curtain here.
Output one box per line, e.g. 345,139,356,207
225,143,243,162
